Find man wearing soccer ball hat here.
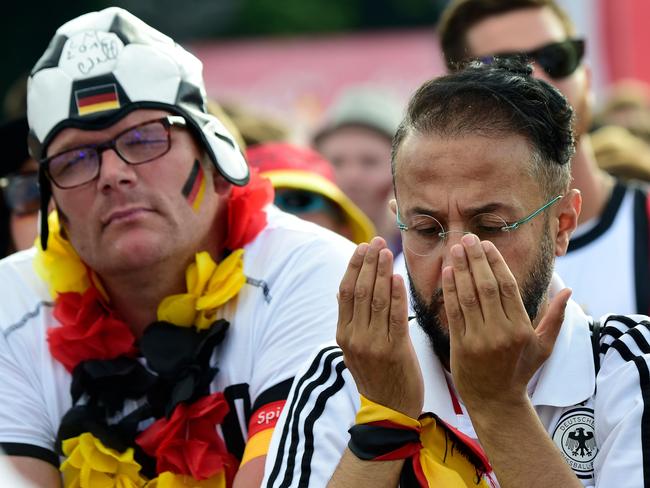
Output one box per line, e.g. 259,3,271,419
0,7,355,487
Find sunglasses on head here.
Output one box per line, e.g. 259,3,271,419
0,171,40,216
479,38,585,79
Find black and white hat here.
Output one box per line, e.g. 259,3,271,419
28,7,249,247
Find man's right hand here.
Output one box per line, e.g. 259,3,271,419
336,237,424,418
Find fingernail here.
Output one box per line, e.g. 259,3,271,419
357,243,369,256
370,236,384,249
462,234,478,246
452,244,465,258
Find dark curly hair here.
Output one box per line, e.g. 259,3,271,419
391,57,574,197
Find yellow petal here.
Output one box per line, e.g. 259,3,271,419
196,271,245,311
207,250,244,287
189,252,217,294
157,294,198,326
33,211,90,297
146,471,226,488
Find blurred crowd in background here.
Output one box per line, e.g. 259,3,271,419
2,0,650,262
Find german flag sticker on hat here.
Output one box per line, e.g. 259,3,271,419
75,83,120,116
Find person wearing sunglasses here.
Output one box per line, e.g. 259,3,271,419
264,58,649,488
0,117,40,255
0,7,355,487
246,142,375,244
437,0,650,320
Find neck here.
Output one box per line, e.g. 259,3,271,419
570,135,615,225
99,212,228,337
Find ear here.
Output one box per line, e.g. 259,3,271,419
553,189,581,257
389,198,398,216
208,159,232,197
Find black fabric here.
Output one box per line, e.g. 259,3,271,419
590,319,602,375
633,187,650,315
348,424,420,460
266,346,340,488
222,383,251,460
1,442,59,467
70,357,157,414
298,359,348,487
400,457,423,488
140,319,229,416
633,356,650,488
567,181,625,252
251,377,294,415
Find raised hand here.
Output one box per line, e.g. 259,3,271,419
336,237,424,418
442,234,571,409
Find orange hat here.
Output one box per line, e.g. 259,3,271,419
246,142,375,244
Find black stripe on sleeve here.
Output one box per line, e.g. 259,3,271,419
277,349,345,488
298,359,348,487
567,181,625,252
628,327,650,356
265,346,341,487
251,378,294,415
610,340,638,362
632,188,650,316
1,442,59,467
633,356,650,487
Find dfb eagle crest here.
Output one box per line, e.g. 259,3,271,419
552,407,598,480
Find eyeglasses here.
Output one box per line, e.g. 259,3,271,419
397,195,562,256
0,171,40,216
275,189,335,215
42,115,187,189
479,39,585,79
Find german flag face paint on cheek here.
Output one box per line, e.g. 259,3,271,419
182,160,206,212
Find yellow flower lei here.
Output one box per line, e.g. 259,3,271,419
34,211,246,327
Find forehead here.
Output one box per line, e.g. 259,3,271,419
394,131,542,214
46,108,173,156
466,6,569,56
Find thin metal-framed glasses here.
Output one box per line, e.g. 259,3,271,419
396,195,563,256
42,115,187,189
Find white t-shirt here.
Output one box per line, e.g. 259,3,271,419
0,205,355,466
263,274,650,487
554,181,649,317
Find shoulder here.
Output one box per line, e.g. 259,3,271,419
598,314,650,362
281,342,358,422
595,314,650,401
243,206,355,289
252,205,356,258
0,249,51,333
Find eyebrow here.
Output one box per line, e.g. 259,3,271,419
405,202,519,219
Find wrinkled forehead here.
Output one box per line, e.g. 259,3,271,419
394,131,541,213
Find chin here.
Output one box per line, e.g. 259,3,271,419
98,232,173,273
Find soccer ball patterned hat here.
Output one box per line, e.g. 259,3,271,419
27,7,249,248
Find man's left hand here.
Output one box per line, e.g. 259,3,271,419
442,234,572,409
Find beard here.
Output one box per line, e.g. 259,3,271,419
409,228,556,368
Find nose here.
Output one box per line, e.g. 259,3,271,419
439,230,467,269
96,148,138,192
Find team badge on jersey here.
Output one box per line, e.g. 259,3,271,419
552,407,597,479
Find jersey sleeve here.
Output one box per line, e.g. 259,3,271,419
594,314,650,487
263,345,359,488
0,330,59,466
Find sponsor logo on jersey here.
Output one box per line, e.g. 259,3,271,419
552,407,597,479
